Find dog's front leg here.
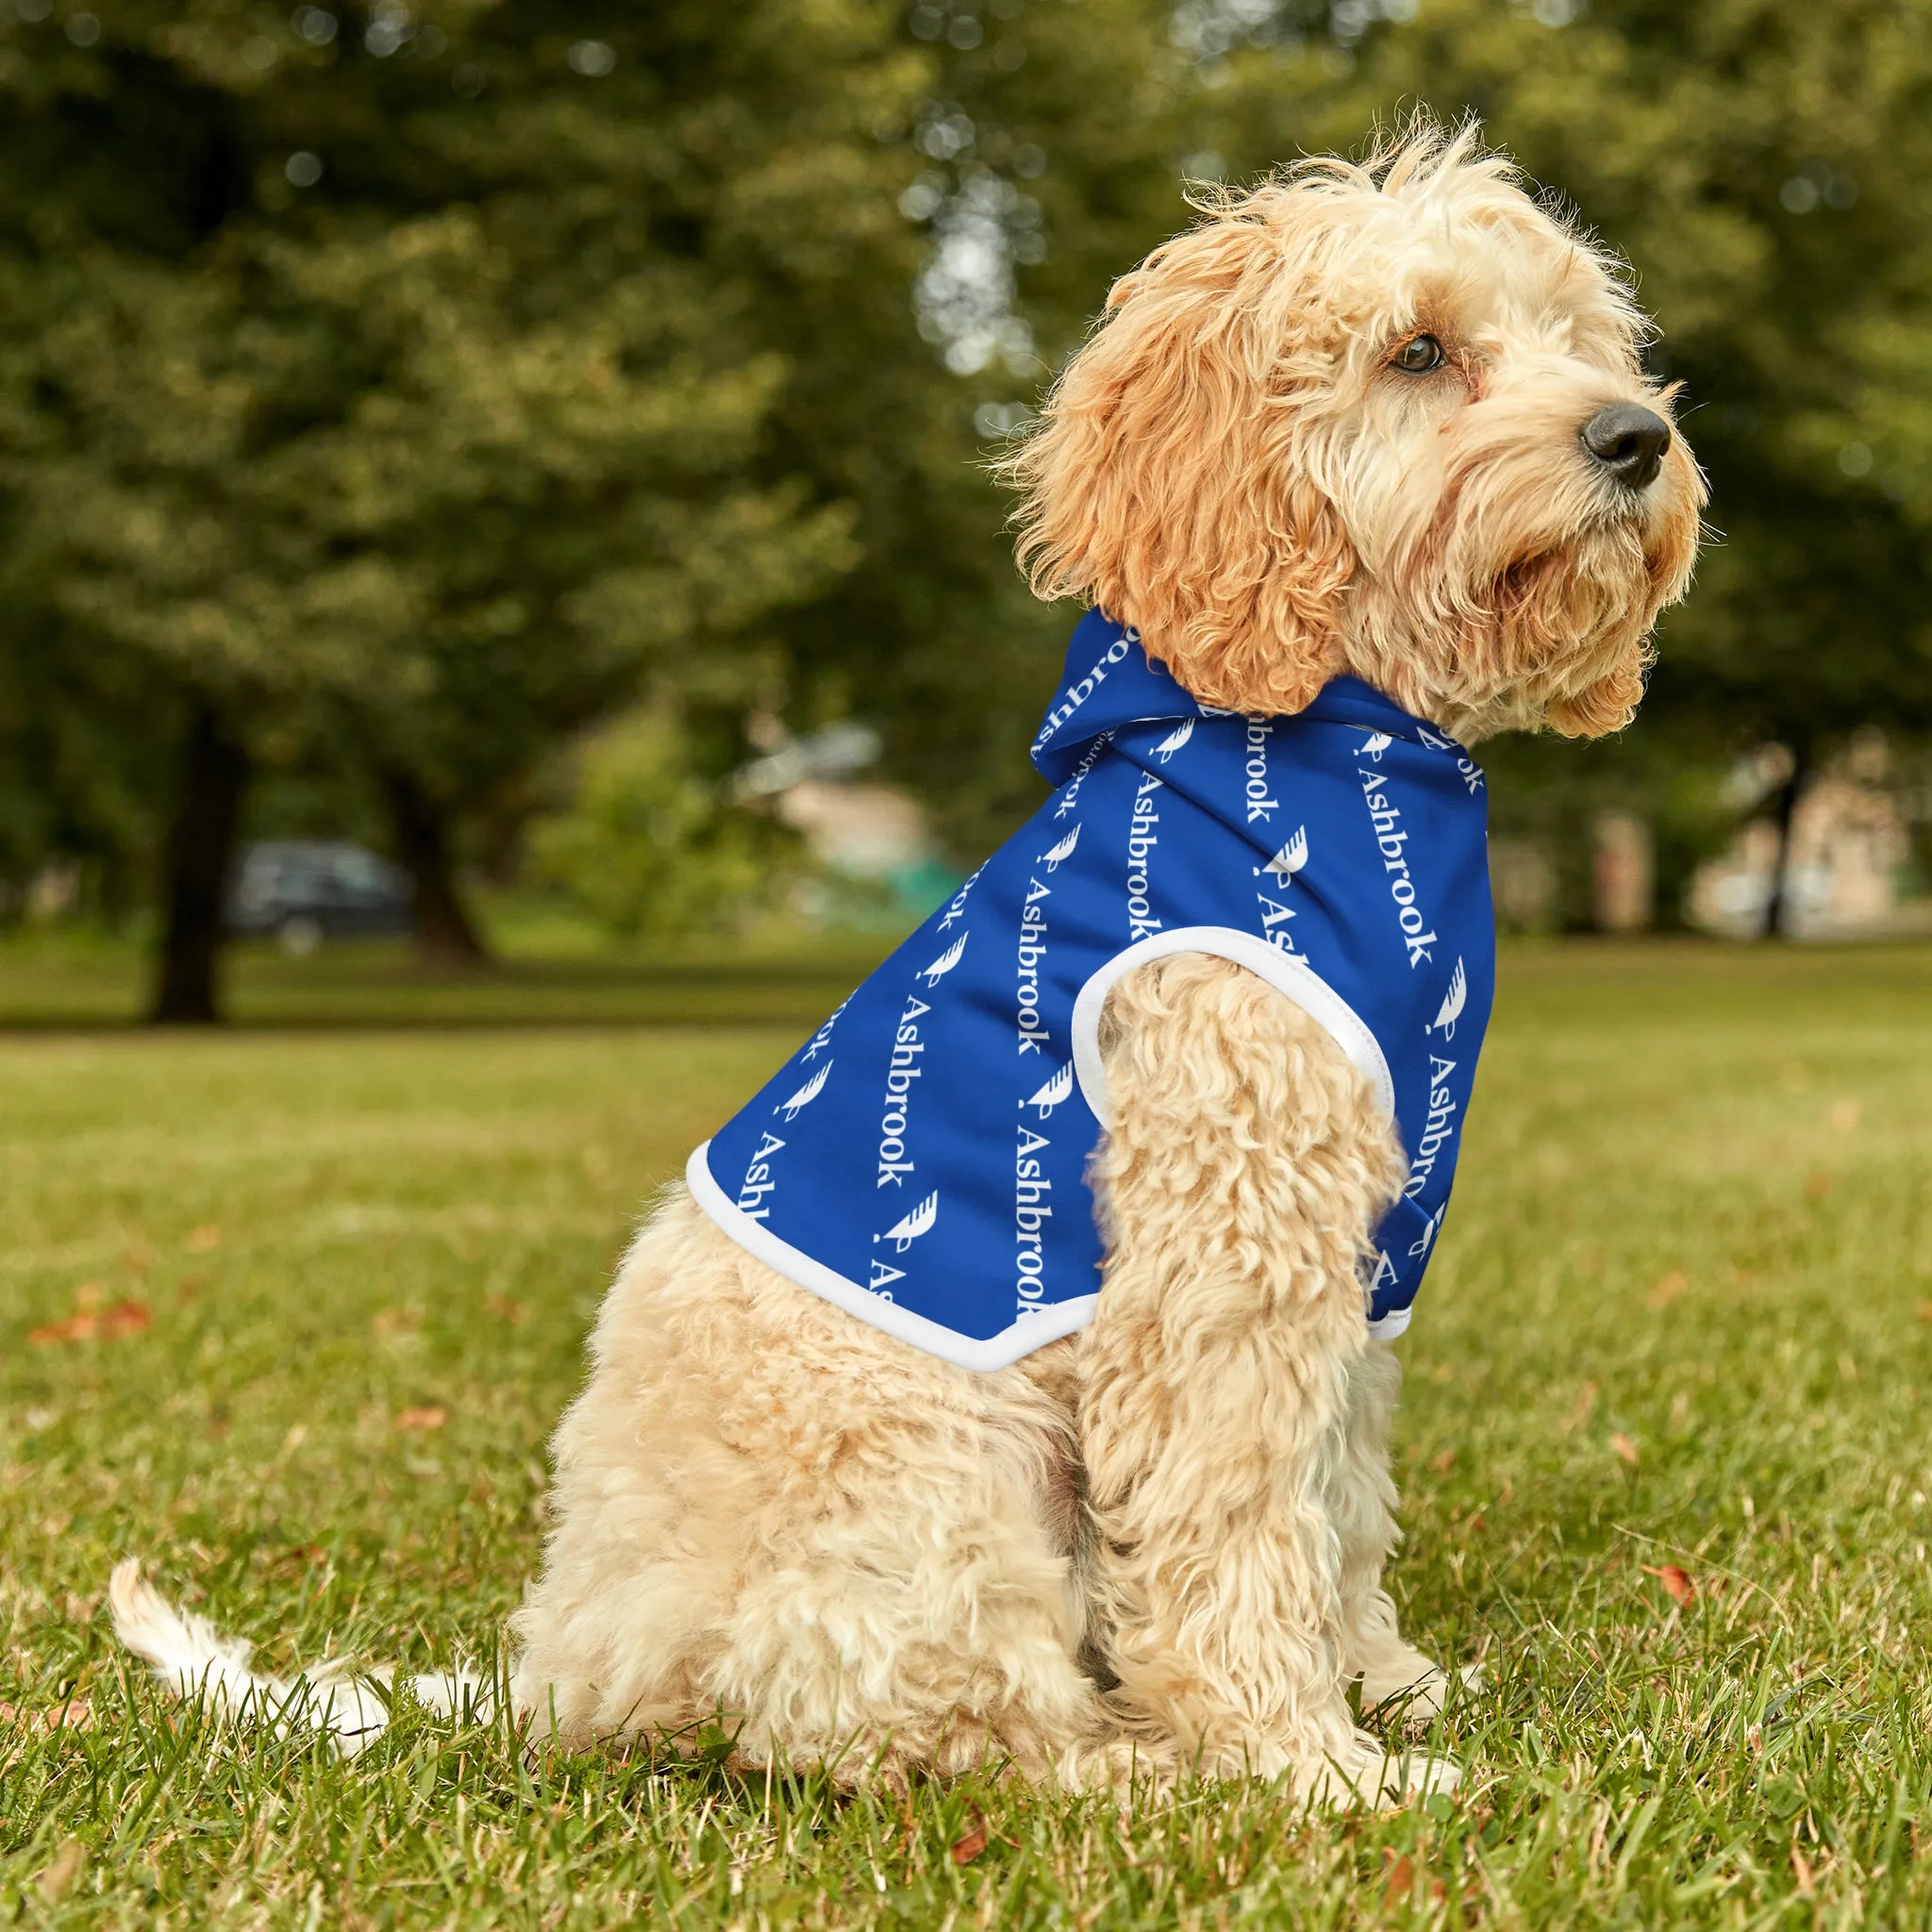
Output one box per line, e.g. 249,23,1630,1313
1078,953,1454,1804
1330,1341,1457,1723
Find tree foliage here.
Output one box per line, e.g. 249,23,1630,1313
0,0,928,1002
6,0,1932,977
529,707,787,941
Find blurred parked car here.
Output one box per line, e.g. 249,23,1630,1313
227,841,414,953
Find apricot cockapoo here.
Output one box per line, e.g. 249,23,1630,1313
113,122,1702,1807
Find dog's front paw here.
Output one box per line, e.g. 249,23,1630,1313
1297,1733,1460,1809
1359,1654,1482,1727
1380,1748,1460,1802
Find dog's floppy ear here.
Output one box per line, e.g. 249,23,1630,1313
1004,193,1354,715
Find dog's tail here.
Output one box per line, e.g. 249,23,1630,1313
108,1558,490,1757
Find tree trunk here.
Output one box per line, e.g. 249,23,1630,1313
380,764,489,967
148,700,251,1025
1760,743,1812,941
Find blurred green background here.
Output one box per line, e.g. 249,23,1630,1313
4,0,1932,1017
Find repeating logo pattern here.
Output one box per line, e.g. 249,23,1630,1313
1126,772,1163,941
701,616,1494,1360
1039,825,1081,872
877,1191,939,1252
1153,719,1195,762
1024,1062,1074,1117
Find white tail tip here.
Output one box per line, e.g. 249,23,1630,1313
108,1559,490,1757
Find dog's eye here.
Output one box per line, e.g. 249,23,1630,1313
1391,333,1445,375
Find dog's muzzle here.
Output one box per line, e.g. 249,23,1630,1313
1580,404,1672,491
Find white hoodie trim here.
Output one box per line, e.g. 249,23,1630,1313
1068,924,1396,1126
686,1141,1101,1373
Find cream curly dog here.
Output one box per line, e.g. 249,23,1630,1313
113,124,1702,1805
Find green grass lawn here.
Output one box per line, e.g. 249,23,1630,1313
4,941,1932,1927
0,924,903,1031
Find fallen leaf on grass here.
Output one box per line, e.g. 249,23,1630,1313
1561,1382,1599,1435
1381,1851,1449,1907
1610,1432,1641,1469
1805,1171,1834,1201
950,1814,989,1865
28,1314,93,1345
37,1838,86,1902
484,1294,526,1325
27,1301,151,1346
395,1406,447,1432
1916,1299,1932,1324
1790,1843,1816,1898
0,1696,93,1736
1642,1563,1695,1606
1429,1449,1457,1474
187,1224,222,1253
1647,1270,1687,1307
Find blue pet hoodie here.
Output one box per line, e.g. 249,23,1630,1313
689,610,1496,1372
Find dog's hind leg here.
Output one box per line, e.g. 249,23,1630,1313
1077,954,1457,1805
512,1192,1116,1789
1327,1341,1457,1724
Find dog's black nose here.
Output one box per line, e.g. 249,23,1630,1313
1581,404,1672,491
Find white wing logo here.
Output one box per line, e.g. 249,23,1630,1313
875,1191,939,1252
1407,1205,1444,1260
1153,720,1195,762
918,933,969,986
1427,958,1467,1039
1358,730,1392,758
1038,825,1080,872
1262,825,1308,885
775,1060,831,1121
1023,1063,1074,1117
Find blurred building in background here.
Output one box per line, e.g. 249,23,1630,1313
1688,740,1924,939
1490,732,1928,939
733,721,959,927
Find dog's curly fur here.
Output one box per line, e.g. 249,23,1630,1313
113,122,1703,1807
505,122,1701,1804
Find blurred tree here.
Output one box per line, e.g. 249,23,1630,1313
0,0,1215,1003
11,0,1932,980
528,707,789,941
0,0,897,1014
767,0,1188,858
